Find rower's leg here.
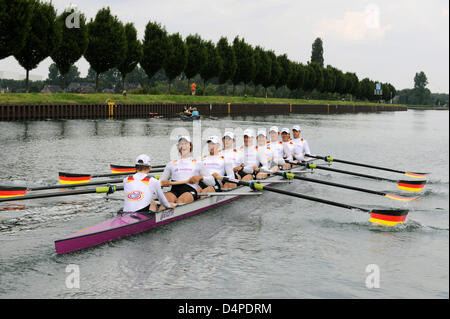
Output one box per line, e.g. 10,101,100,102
256,172,268,179
200,186,215,198
165,192,177,203
150,200,158,211
223,182,237,189
176,192,195,204
282,163,291,170
241,174,254,181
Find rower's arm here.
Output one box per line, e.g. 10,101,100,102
160,162,171,182
198,164,216,186
150,178,171,208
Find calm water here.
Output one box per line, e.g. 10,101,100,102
0,110,448,299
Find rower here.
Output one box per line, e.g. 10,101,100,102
292,125,311,156
255,129,272,178
220,131,242,188
281,127,295,162
183,106,191,116
123,154,173,213
267,126,290,170
236,129,264,180
199,136,236,192
160,136,215,204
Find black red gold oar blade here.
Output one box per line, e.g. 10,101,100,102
110,164,136,174
385,193,419,202
397,180,427,192
0,186,28,198
405,172,429,179
59,172,92,184
369,209,409,227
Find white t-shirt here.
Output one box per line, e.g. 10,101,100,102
161,157,215,190
123,172,170,212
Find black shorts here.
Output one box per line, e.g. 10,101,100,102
169,184,198,199
237,169,257,179
199,179,222,192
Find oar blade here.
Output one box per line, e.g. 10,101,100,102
405,172,429,179
369,209,409,227
385,193,419,202
0,186,28,198
397,180,427,192
110,164,136,174
59,172,92,185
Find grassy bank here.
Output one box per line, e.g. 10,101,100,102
406,105,449,110
0,93,405,106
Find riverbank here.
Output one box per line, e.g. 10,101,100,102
0,93,405,107
406,105,449,110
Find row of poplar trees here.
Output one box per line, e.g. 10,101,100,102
0,1,396,100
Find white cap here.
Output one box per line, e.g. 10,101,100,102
281,127,290,134
243,129,255,137
292,125,302,131
269,126,279,133
223,131,235,139
257,129,267,137
135,154,151,166
177,135,191,143
207,136,220,144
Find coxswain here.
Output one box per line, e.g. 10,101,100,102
123,154,173,213
160,136,215,204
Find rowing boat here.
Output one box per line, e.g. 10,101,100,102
54,162,315,254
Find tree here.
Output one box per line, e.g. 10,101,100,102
84,7,127,91
309,62,324,92
231,36,255,96
199,40,223,93
184,34,207,89
323,65,336,93
287,62,305,96
0,0,32,59
141,21,168,83
48,63,80,86
357,78,375,101
216,37,237,85
164,33,187,94
276,54,291,90
253,47,272,97
51,8,88,91
14,0,60,92
414,71,428,89
117,23,143,90
267,50,281,96
311,37,324,67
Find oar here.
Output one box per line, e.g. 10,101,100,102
0,174,163,198
306,154,429,178
222,177,409,227
269,171,419,201
290,161,427,192
59,168,165,184
0,185,123,203
0,178,186,203
110,164,165,174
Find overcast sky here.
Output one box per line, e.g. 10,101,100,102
1,0,448,93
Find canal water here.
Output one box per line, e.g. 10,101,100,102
0,110,448,298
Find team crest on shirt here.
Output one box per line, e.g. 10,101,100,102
126,191,144,201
